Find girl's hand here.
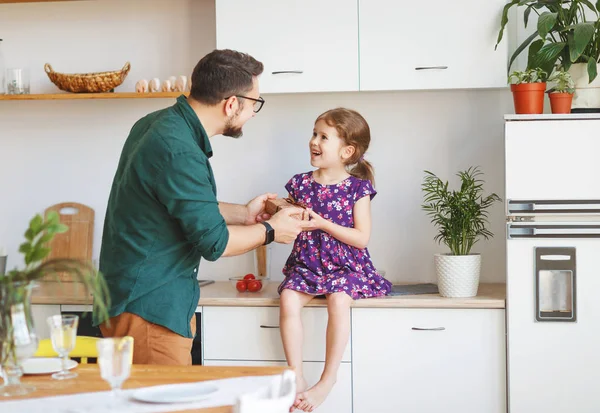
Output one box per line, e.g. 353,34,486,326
306,208,330,231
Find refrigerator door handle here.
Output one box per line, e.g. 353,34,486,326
508,199,600,215
508,224,600,238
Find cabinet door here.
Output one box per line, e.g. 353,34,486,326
204,360,352,413
203,306,351,362
359,0,508,91
352,308,506,413
215,0,358,94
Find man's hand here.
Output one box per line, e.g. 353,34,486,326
268,207,315,244
245,193,278,225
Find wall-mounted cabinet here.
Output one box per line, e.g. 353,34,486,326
215,0,359,94
358,0,509,91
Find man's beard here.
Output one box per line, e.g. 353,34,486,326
223,109,243,138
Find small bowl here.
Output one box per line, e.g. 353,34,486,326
229,275,269,293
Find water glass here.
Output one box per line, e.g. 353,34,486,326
46,315,78,380
5,68,30,95
96,336,133,400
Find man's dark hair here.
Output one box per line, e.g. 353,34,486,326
189,49,264,105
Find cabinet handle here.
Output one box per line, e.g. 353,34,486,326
411,327,445,331
260,325,280,329
414,66,448,70
272,70,304,75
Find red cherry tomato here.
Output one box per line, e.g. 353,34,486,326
243,273,256,280
247,280,262,292
236,280,247,292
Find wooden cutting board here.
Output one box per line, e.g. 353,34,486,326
43,202,94,282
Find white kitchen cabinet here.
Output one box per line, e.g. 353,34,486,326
203,360,352,413
358,0,508,91
352,308,506,413
202,306,351,362
215,0,359,94
31,304,61,340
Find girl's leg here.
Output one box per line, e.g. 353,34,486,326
279,289,315,411
297,292,352,412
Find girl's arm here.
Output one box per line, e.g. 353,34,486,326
307,195,371,249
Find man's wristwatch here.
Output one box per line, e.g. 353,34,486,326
261,221,275,245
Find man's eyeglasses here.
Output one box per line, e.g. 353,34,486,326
224,95,265,113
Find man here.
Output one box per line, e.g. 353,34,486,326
93,49,311,365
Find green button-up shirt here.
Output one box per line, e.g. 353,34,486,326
93,95,229,338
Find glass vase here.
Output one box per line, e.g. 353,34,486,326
0,281,38,396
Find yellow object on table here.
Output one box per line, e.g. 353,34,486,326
35,336,99,364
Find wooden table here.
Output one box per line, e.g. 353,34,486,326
5,364,288,413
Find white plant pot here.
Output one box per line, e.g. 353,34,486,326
434,253,481,298
568,63,600,111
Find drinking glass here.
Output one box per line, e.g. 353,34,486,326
96,336,133,401
5,68,29,95
46,315,78,380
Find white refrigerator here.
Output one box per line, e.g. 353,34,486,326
505,114,600,413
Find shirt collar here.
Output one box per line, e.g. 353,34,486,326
174,95,213,158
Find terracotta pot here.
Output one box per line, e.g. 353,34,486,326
511,82,546,114
548,92,573,114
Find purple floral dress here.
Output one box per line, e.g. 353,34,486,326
278,171,392,300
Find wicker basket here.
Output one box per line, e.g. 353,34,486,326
44,62,131,93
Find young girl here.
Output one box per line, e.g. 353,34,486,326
278,108,392,412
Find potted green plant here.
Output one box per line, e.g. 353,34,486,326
547,68,575,113
509,68,547,114
495,0,600,111
0,211,109,397
421,167,502,298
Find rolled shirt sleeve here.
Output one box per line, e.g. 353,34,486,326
155,153,229,261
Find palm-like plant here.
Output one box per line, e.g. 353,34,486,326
496,0,600,82
421,167,502,256
0,211,110,366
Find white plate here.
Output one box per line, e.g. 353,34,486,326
131,382,219,404
22,357,78,375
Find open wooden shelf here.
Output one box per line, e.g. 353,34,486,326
0,92,187,100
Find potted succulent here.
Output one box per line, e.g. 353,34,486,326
0,211,109,396
547,69,575,114
495,0,600,111
509,68,547,114
421,167,501,298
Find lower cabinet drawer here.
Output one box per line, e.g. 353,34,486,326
202,306,351,362
203,360,352,413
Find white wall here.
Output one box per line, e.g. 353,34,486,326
0,0,513,284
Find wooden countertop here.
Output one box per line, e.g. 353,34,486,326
32,281,505,309
8,364,287,413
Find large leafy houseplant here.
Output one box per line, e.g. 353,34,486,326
421,167,502,256
496,0,600,82
0,211,109,396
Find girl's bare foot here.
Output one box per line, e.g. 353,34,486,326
291,376,308,412
297,378,336,412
